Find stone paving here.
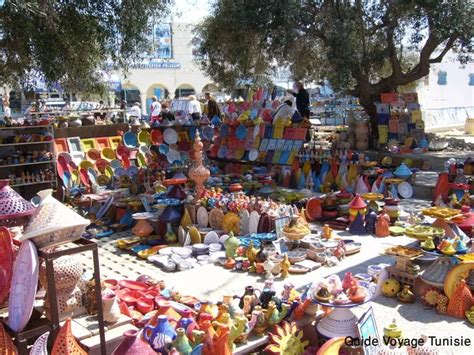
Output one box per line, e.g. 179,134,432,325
75,198,473,354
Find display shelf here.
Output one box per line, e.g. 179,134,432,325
0,141,54,147
0,160,55,168
10,180,56,188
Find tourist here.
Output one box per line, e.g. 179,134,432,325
160,102,175,122
149,95,161,123
205,92,221,119
272,100,295,124
129,102,141,126
188,95,201,121
287,82,310,119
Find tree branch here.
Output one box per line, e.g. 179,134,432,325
429,36,457,63
387,26,402,77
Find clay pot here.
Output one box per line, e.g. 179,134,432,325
117,290,144,307
112,329,155,355
102,293,121,323
136,297,155,315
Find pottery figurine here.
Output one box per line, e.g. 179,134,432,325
292,298,312,320
266,301,289,327
322,224,332,239
224,231,239,259
441,243,456,256
177,309,197,336
383,319,402,339
327,275,343,295
259,289,276,309
112,329,155,355
224,258,236,269
281,283,295,303
397,285,416,303
188,132,210,201
452,237,468,253
245,241,258,263
102,293,121,323
255,247,268,263
447,280,473,319
51,318,87,355
280,254,291,278
201,324,232,355
237,286,261,311
173,328,193,355
225,314,247,351
342,272,359,290
143,315,177,352
251,306,268,336
264,258,275,280
315,286,332,303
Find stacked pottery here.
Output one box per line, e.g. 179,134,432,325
354,121,369,150
336,190,352,216
39,256,84,320
348,194,367,222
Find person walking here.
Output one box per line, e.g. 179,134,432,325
188,95,201,121
204,92,221,119
149,95,161,123
287,82,310,119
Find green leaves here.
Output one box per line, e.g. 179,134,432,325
0,0,170,94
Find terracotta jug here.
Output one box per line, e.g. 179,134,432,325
202,325,232,355
112,329,155,355
51,318,87,355
375,214,390,237
0,322,18,355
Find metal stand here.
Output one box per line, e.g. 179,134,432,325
3,238,106,355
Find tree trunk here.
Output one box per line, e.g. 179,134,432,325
358,93,380,149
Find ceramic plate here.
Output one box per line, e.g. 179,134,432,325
101,147,116,161
124,131,139,148
398,181,413,199
140,145,150,155
86,148,101,161
8,240,39,332
306,198,323,220
203,231,219,245
209,208,224,230
196,206,209,228
222,212,240,235
127,165,139,177
202,126,214,140
116,144,130,158
114,167,127,177
240,209,250,235
249,210,260,234
151,130,163,144
97,174,110,186
219,234,229,245
248,149,259,161
164,128,178,144
110,159,122,169
178,226,186,245
236,124,247,140
167,149,180,164
217,145,227,159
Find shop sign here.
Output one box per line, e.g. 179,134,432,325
131,62,181,69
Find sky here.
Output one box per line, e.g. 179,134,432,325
172,0,212,23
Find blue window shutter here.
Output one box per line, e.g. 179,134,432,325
437,71,447,85
469,74,474,86
154,88,162,99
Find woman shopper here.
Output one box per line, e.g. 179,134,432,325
188,95,202,121
149,96,161,123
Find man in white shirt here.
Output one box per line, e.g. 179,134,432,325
272,100,295,123
188,95,201,121
149,96,161,123
129,102,141,125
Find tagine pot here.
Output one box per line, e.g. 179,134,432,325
112,329,156,355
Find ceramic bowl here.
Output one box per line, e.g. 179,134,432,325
217,256,227,266
162,261,177,272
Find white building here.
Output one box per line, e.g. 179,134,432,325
417,53,474,130
115,20,218,115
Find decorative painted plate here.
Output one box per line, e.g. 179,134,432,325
127,166,139,177
164,128,178,144
0,227,14,305
203,231,219,245
167,149,180,164
398,181,413,199
196,206,209,228
138,130,151,145
306,198,323,220
97,196,114,219
248,149,259,161
188,226,201,244
114,167,127,177
86,148,101,161
97,174,110,186
209,208,224,229
116,144,130,158
222,212,240,235
249,211,260,234
123,131,139,148
240,209,250,235
101,147,116,161
151,130,164,144
8,240,39,332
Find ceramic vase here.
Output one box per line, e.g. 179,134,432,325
143,315,177,352
132,218,154,237
112,329,155,355
188,132,210,201
375,214,390,237
173,328,193,355
102,293,121,323
51,318,87,355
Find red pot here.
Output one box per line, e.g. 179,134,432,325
116,290,144,307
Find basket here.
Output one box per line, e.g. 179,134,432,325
282,230,308,241
20,189,89,249
0,180,36,228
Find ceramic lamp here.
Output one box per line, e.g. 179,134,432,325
0,179,36,227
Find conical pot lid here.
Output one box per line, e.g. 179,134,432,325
394,163,412,177
160,206,182,222
348,194,367,209
0,179,36,223
21,189,89,240
420,257,455,286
